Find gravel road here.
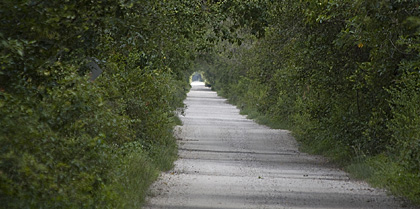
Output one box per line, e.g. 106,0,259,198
144,82,413,209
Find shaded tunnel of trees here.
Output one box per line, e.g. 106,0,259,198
1,0,420,207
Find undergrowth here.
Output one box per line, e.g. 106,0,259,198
113,139,177,209
239,107,290,130
346,155,420,206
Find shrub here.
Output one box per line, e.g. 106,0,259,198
388,72,420,173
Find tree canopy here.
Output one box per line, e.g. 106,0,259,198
1,0,420,207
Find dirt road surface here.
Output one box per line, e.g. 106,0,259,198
144,82,412,209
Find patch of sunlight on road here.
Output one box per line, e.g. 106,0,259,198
191,81,205,86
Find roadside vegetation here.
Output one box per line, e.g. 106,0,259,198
0,1,220,208
200,0,420,205
2,0,420,207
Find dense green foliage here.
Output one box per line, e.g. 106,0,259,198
2,0,420,206
201,0,420,204
0,0,220,208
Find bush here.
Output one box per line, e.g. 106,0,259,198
0,0,209,207
388,72,420,173
0,74,126,208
